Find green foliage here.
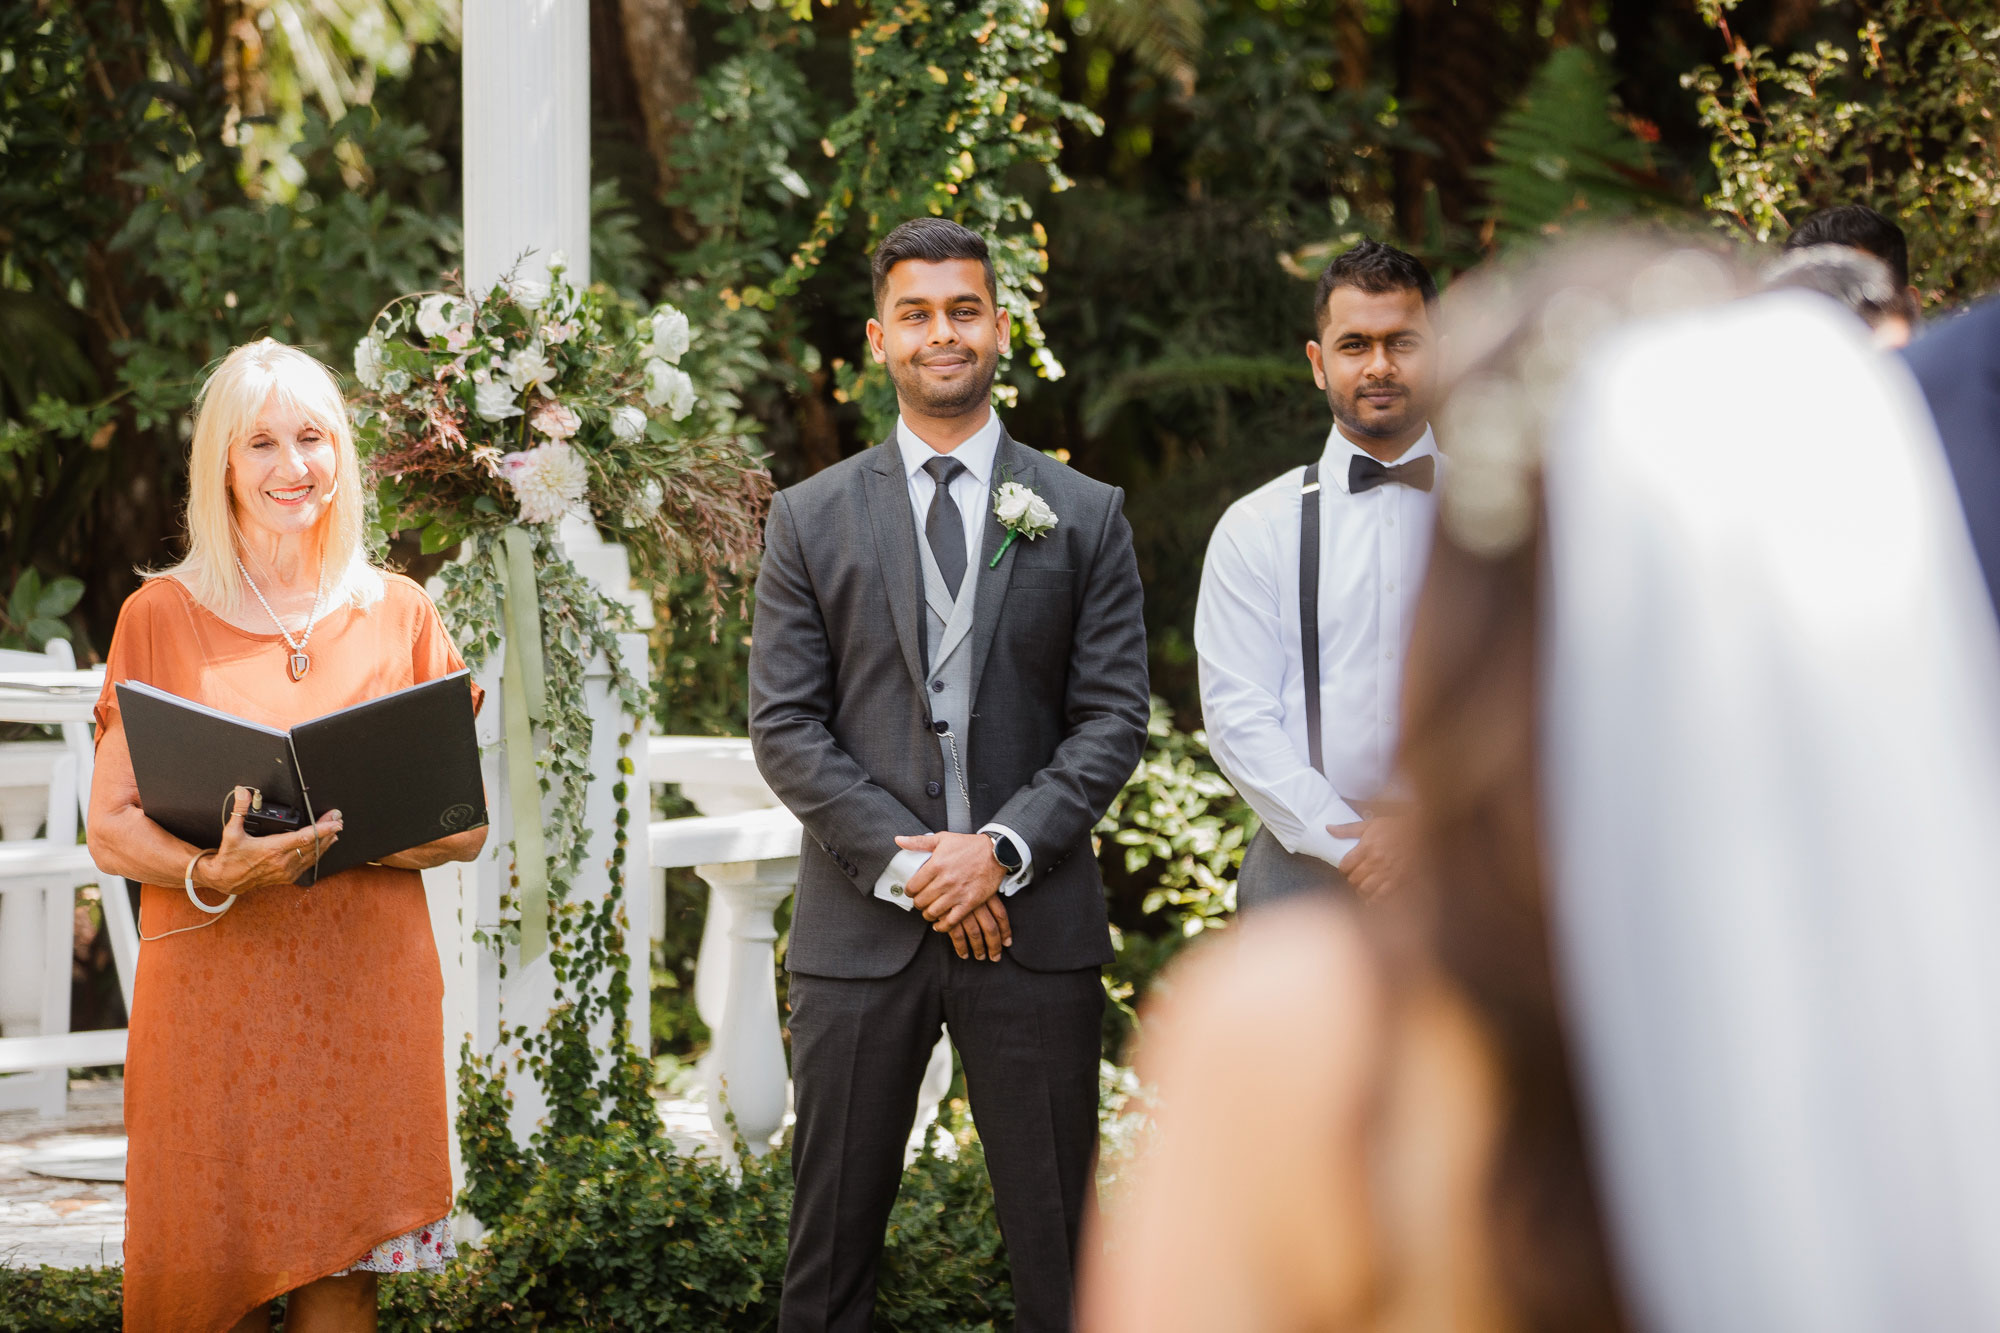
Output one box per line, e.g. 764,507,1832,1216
1,1136,1013,1332
779,0,1100,435
434,531,661,1225
0,567,84,651
0,1266,121,1332
1093,698,1255,1056
0,0,460,635
664,14,828,296
1477,45,1674,247
1096,697,1253,934
1685,0,2000,301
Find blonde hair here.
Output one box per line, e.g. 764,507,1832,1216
152,338,383,616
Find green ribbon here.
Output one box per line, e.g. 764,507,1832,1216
499,526,550,963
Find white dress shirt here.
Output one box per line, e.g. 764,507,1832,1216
1194,425,1440,867
872,410,1034,908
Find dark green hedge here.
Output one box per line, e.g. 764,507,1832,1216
0,1130,1010,1332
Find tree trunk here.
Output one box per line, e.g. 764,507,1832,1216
614,0,697,195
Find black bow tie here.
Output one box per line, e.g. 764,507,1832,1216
1348,453,1435,494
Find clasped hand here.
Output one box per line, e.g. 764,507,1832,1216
1329,814,1414,900
197,785,344,896
895,831,1012,962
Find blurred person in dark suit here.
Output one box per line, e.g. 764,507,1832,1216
1903,298,2000,625
1080,241,2000,1333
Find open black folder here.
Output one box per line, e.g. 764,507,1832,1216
117,671,487,885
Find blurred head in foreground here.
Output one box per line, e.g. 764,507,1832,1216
1763,244,1912,347
1783,203,1919,345
1082,234,2000,1333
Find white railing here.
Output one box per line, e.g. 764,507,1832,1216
646,737,953,1165
0,647,138,1117
648,739,796,1159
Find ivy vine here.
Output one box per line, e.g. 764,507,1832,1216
435,527,663,1223
778,0,1100,430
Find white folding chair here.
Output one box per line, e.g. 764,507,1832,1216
0,639,135,1116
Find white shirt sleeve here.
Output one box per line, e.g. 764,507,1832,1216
1194,506,1362,868
979,822,1034,896
872,824,1034,906
873,847,928,909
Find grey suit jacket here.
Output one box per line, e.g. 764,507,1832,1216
748,429,1150,978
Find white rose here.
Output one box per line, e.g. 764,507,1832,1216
507,275,549,310
415,294,464,342
474,378,525,422
993,483,1032,526
610,405,648,442
1023,492,1057,533
547,249,569,273
644,359,695,421
649,306,693,364
353,334,386,390
506,344,557,394
993,482,1057,538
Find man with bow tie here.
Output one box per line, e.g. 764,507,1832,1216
1194,240,1442,908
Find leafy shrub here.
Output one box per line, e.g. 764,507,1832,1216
0,1266,121,1333
1094,697,1256,1056
1,1134,1011,1332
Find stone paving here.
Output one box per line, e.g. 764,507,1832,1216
0,1078,126,1269
0,1076,742,1270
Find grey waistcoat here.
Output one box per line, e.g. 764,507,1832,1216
918,529,979,835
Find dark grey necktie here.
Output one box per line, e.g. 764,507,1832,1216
923,455,968,599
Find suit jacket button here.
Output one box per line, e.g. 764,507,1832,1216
926,781,942,798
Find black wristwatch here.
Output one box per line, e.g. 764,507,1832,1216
984,830,1024,874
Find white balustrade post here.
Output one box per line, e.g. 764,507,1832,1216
697,857,797,1165
463,0,590,295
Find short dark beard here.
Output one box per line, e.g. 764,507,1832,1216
1327,380,1425,444
887,344,999,419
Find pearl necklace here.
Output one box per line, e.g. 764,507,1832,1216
236,555,326,682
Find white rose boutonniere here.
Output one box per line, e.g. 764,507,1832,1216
990,480,1058,567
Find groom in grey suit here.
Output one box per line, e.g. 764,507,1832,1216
749,218,1150,1332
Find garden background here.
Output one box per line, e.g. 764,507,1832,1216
4,0,1999,1325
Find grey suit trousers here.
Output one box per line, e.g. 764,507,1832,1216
781,932,1104,1333
1235,826,1354,911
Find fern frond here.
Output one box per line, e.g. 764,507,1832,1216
1084,0,1206,88
1476,46,1673,247
1083,354,1309,435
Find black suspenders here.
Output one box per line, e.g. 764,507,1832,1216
1299,462,1325,776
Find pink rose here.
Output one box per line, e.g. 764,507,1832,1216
531,400,581,441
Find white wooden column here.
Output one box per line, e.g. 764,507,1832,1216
441,5,659,1199
463,0,591,294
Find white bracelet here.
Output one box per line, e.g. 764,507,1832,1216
184,849,233,916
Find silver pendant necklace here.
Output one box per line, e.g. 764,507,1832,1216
236,554,326,682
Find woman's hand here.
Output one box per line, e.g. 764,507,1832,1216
195,786,344,896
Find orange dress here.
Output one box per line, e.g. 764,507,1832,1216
93,573,480,1333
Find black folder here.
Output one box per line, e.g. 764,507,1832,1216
117,671,487,885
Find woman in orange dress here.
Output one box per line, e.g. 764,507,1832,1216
87,339,488,1333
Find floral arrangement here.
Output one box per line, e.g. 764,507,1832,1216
350,256,768,581
347,263,771,1193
